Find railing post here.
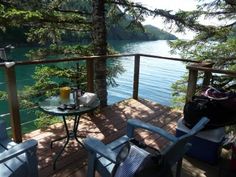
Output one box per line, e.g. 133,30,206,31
186,65,198,103
5,64,22,143
133,54,140,100
202,62,214,87
86,59,94,92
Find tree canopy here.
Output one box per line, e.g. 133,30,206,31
169,0,236,68
1,0,234,59
168,0,236,107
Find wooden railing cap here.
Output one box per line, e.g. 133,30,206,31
187,63,236,77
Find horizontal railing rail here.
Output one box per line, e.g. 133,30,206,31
1,53,236,142
0,53,200,67
187,64,236,76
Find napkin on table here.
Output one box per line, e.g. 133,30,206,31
79,92,97,106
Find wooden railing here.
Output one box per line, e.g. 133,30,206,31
133,55,140,99
0,53,235,142
186,63,236,102
4,65,22,142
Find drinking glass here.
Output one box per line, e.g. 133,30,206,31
60,86,71,103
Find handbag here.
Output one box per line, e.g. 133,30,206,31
184,86,236,129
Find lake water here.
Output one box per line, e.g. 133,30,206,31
108,40,186,105
0,40,186,131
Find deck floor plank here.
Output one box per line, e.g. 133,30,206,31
22,98,231,177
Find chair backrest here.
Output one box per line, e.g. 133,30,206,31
0,119,38,177
162,117,209,166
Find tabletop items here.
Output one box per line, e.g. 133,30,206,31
58,86,97,111
78,92,97,106
57,103,76,111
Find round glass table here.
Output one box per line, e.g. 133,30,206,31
38,95,100,170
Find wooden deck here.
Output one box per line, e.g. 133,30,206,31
22,98,232,177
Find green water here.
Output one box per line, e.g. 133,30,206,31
0,40,186,133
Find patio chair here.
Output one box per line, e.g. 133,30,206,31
84,117,209,177
0,119,38,177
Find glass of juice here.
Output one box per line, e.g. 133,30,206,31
60,86,71,103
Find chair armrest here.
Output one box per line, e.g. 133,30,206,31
0,139,37,163
127,119,177,142
83,137,117,163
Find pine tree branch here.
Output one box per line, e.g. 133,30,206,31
53,7,91,16
107,0,216,32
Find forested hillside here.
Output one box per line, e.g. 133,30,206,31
0,25,176,46
107,25,177,40
0,1,177,46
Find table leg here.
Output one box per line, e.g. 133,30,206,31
73,115,84,147
53,116,70,170
73,115,80,135
52,114,85,169
50,135,67,149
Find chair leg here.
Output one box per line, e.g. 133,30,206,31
87,153,96,177
175,158,183,177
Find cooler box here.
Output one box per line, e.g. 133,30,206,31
176,118,225,164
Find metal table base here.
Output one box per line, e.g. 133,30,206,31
51,115,84,170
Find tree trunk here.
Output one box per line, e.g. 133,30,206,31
92,0,108,107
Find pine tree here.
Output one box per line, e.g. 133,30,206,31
169,0,236,107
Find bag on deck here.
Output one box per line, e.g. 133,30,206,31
112,139,173,177
184,87,236,129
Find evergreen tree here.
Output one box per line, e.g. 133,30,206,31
92,0,108,106
168,0,236,107
170,0,236,66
